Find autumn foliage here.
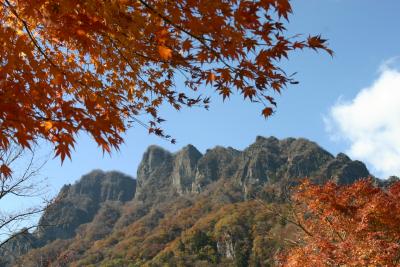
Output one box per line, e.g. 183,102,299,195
0,0,332,176
281,179,400,266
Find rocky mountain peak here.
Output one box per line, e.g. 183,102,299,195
36,170,135,242
233,137,370,197
172,145,202,195
180,144,202,157
336,152,351,162
135,145,174,202
255,135,279,144
134,136,372,200
65,170,136,202
137,145,173,176
193,146,241,192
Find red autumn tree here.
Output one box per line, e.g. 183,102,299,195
281,179,400,266
0,0,332,176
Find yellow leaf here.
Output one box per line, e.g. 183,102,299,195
158,46,172,60
41,121,53,131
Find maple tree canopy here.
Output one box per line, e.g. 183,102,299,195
0,0,332,177
280,179,400,266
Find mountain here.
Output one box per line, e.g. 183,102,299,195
2,136,372,267
0,170,135,267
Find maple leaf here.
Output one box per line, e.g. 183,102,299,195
219,87,231,101
54,143,72,163
307,35,334,56
158,46,173,60
206,72,216,85
262,107,273,118
243,87,256,100
182,39,192,51
0,0,331,177
40,121,53,132
0,164,12,178
275,0,292,20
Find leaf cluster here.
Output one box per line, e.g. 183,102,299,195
281,179,400,266
0,0,331,176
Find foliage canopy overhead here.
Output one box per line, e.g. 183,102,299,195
0,0,332,175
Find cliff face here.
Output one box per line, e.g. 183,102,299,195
134,136,370,202
172,145,203,194
135,145,175,203
3,136,373,267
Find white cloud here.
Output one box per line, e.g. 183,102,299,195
325,62,400,178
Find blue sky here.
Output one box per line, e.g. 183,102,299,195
45,0,400,186
4,0,400,215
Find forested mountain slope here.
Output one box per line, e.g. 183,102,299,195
2,136,372,267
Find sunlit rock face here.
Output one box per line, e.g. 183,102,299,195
192,146,241,193
136,136,370,200
135,145,174,203
172,144,202,195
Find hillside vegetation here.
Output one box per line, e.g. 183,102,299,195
1,136,373,267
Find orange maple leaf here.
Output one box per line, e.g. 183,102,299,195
41,121,53,132
158,46,172,60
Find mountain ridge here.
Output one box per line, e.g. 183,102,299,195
1,136,375,266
